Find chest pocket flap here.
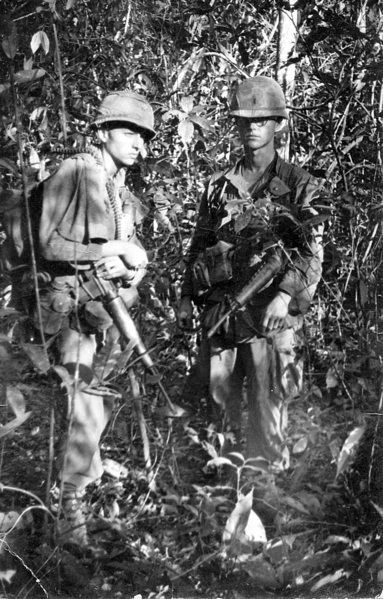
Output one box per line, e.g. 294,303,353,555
268,176,291,197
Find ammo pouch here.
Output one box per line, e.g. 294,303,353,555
28,278,75,336
192,240,234,298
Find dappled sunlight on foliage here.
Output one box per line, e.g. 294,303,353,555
0,0,382,597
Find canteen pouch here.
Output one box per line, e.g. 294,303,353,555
192,240,234,297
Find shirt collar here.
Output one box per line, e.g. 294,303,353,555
219,152,280,196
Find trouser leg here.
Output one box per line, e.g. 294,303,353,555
245,328,303,470
56,327,115,492
209,340,245,450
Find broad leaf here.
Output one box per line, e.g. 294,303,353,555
0,83,11,95
6,386,26,418
0,412,31,438
223,489,267,556
189,114,214,131
153,404,189,419
178,119,194,145
242,554,279,588
0,511,21,532
336,425,365,478
180,96,194,113
0,570,16,584
14,69,46,84
93,340,121,380
0,158,19,174
2,21,18,60
292,435,308,454
31,32,50,54
206,456,234,468
21,343,51,374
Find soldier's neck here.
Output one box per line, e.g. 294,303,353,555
243,146,275,180
100,146,122,177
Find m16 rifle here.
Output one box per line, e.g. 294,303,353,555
89,272,177,416
206,246,286,339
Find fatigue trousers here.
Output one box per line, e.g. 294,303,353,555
55,325,118,491
194,327,304,470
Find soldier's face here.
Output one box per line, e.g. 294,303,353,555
101,126,147,168
236,117,278,152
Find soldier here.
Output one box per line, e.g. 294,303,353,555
25,91,155,546
178,77,323,474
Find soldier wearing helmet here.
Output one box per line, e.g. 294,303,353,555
24,90,155,546
178,77,323,483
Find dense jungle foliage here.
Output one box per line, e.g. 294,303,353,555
0,0,383,597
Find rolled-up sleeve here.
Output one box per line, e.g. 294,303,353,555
277,176,324,313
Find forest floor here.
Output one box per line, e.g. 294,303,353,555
0,309,382,599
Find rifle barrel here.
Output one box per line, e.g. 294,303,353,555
107,296,177,415
93,274,177,415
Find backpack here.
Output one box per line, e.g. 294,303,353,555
0,181,44,308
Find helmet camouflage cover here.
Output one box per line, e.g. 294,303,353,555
92,90,156,139
230,76,288,119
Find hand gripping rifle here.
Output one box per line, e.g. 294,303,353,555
206,246,286,339
90,273,177,415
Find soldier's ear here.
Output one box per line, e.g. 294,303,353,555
97,128,108,143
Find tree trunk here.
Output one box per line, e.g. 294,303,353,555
275,3,298,161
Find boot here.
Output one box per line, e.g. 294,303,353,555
57,489,90,548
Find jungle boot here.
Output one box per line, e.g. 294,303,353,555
57,488,90,548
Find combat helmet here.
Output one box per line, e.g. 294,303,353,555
230,76,288,119
92,91,156,139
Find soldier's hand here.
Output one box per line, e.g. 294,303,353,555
177,296,194,329
261,291,291,334
95,256,131,279
121,243,148,270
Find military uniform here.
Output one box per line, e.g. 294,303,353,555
21,90,156,546
181,153,323,470
27,149,147,338
25,146,148,490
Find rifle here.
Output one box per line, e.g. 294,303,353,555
90,273,177,416
206,246,285,339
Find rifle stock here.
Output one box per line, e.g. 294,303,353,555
206,249,285,339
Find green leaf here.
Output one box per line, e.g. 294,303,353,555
0,83,11,95
153,404,190,419
6,386,26,418
0,158,19,174
2,21,18,60
178,119,194,145
223,489,267,551
0,412,31,438
146,372,163,385
14,68,46,84
0,569,16,584
206,456,234,468
310,569,347,592
242,555,279,588
31,32,50,54
21,343,51,374
188,114,214,131
292,435,308,454
93,340,121,381
180,96,194,113
336,425,365,478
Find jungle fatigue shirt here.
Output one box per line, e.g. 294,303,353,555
182,152,323,339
